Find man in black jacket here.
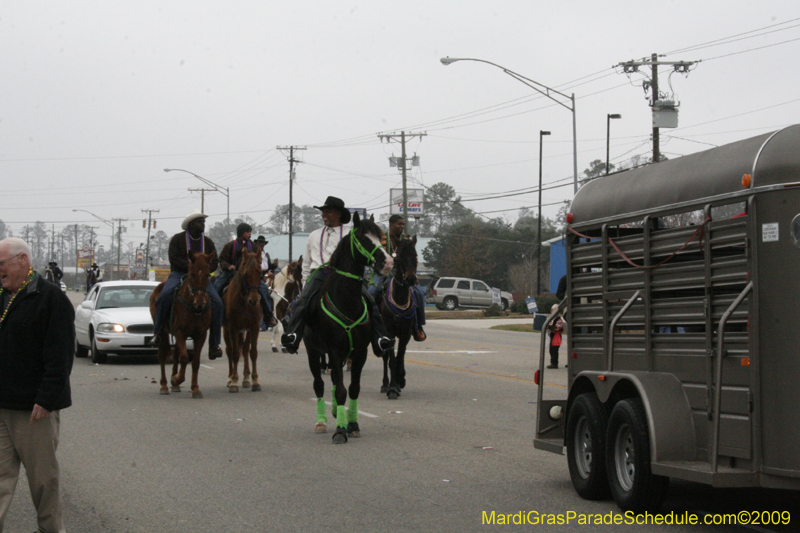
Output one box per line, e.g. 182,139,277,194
0,237,74,533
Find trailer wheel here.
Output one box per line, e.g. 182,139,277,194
605,398,669,513
566,393,611,500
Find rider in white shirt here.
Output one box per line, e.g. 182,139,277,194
280,196,394,357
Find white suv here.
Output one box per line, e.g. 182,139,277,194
427,277,514,311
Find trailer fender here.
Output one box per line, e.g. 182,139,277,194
575,371,697,463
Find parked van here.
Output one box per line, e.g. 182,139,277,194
427,276,513,310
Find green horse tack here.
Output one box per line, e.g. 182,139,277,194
336,405,347,428
316,398,326,424
347,398,359,423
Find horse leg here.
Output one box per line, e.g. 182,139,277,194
330,356,349,444
227,332,240,393
157,341,171,395
241,331,252,389
386,341,401,400
248,329,261,392
307,345,327,433
381,352,390,394
347,352,367,438
397,333,409,390
171,338,190,392
189,332,206,399
271,319,283,353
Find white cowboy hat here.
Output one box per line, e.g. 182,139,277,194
181,209,208,230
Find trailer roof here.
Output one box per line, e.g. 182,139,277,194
570,124,800,224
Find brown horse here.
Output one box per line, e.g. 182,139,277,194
268,256,303,353
149,251,214,398
222,248,263,393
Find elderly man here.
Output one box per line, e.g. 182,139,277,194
150,209,224,360
0,237,74,533
280,196,395,356
215,223,276,328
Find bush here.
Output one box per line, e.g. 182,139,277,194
510,299,529,314
483,304,506,317
535,295,561,315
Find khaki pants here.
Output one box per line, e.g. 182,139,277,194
0,409,65,533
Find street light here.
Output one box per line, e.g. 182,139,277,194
537,130,551,296
72,209,115,281
606,114,622,175
164,168,230,225
441,56,579,194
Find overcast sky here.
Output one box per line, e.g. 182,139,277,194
2,1,799,250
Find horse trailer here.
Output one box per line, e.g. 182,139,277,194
534,125,800,512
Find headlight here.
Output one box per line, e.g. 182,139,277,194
96,323,125,333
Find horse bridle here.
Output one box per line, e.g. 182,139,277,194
177,275,211,315
334,228,383,280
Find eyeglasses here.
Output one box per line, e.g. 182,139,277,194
0,253,21,268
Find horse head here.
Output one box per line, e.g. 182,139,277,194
186,250,214,314
394,236,419,286
287,255,303,295
350,212,393,276
237,248,262,308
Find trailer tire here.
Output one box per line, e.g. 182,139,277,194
566,393,611,500
605,398,669,513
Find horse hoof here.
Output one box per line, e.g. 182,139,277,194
242,381,251,389
159,388,169,395
347,422,361,438
315,422,327,434
332,428,348,444
380,385,388,393
388,390,400,400
272,347,279,353
229,385,239,393
192,391,203,399
281,348,288,353
251,384,261,392
171,386,181,393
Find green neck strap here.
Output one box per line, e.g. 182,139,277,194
321,295,369,356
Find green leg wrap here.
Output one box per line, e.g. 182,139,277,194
336,404,347,428
347,398,359,423
316,398,327,424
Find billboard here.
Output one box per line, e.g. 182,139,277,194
77,247,94,269
390,188,424,216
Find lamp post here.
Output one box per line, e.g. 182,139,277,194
537,130,551,296
441,56,579,194
72,209,114,281
606,114,622,175
164,168,230,227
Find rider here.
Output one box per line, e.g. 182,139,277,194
214,223,277,328
255,235,278,331
280,196,395,357
45,260,63,284
86,262,102,291
149,209,224,360
369,214,427,341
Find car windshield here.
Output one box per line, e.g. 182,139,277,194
96,286,155,309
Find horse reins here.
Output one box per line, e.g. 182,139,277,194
176,275,211,315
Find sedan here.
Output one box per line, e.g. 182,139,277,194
74,281,192,364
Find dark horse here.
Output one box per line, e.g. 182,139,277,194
378,236,419,400
222,248,263,393
86,269,97,293
268,256,303,353
303,213,393,443
149,251,214,398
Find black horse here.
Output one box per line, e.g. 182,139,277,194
378,236,419,399
303,213,393,443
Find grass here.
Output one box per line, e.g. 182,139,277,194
489,323,535,333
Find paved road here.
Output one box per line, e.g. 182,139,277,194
4,292,797,532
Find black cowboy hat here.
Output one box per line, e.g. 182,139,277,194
255,235,268,245
313,196,351,224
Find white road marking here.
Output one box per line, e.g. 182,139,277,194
405,350,496,355
310,398,379,418
200,364,214,369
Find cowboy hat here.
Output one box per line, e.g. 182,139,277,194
255,235,268,245
181,209,209,230
313,196,351,224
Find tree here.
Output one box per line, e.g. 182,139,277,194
151,230,169,264
0,220,9,241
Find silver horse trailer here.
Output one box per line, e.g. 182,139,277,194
534,125,800,512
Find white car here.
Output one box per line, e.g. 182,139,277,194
74,281,192,364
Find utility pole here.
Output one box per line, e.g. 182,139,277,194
617,53,696,164
377,131,427,233
142,209,159,274
73,224,79,290
277,145,307,262
188,188,217,213
113,219,127,281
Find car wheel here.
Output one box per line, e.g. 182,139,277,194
75,336,89,358
443,296,458,311
605,398,669,513
567,393,611,500
91,334,108,364
501,298,509,311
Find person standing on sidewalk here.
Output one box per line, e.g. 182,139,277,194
0,237,74,533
